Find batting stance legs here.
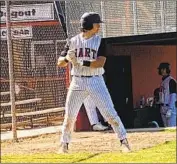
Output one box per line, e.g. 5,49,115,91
84,95,100,126
60,76,127,144
60,90,87,143
84,95,108,131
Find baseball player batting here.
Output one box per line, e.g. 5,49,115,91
57,12,131,153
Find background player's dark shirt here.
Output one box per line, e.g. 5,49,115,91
162,75,177,94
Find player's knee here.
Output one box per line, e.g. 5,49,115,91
64,117,75,129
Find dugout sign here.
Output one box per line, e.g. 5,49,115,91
0,3,54,23
1,26,33,40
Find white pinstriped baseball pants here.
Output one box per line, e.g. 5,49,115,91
84,95,99,125
60,76,127,143
160,106,176,127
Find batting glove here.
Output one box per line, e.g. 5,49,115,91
66,49,79,66
166,109,172,118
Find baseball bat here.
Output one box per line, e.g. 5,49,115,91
54,1,68,38
54,1,72,84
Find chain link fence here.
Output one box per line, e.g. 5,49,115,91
65,0,176,38
0,1,68,133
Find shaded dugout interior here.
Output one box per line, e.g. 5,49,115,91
76,32,177,130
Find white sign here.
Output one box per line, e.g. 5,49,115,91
1,26,33,40
0,3,54,23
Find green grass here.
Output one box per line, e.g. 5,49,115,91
1,153,93,163
82,140,176,163
164,128,176,133
2,140,176,163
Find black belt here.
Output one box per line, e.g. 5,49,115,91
160,103,169,106
73,75,99,78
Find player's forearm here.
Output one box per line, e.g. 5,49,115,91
87,56,106,68
57,61,68,67
57,57,68,67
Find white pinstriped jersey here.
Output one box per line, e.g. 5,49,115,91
69,34,105,76
159,76,177,105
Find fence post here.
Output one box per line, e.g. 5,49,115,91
132,0,138,35
5,0,18,142
160,1,165,32
64,1,72,84
101,1,106,37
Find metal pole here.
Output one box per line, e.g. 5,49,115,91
5,0,18,142
101,1,106,37
65,1,72,84
132,0,138,35
160,1,165,32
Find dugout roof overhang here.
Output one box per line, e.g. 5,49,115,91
104,32,177,45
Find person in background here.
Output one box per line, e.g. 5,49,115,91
157,62,177,127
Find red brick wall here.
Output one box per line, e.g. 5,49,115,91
111,45,176,107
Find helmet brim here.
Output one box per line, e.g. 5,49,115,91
94,20,104,24
99,20,104,23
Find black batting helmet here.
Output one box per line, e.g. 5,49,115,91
80,12,103,31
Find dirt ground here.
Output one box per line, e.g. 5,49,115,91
1,130,176,155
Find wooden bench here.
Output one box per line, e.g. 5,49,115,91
0,98,42,107
0,91,10,96
1,98,42,120
1,107,65,130
1,107,64,117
